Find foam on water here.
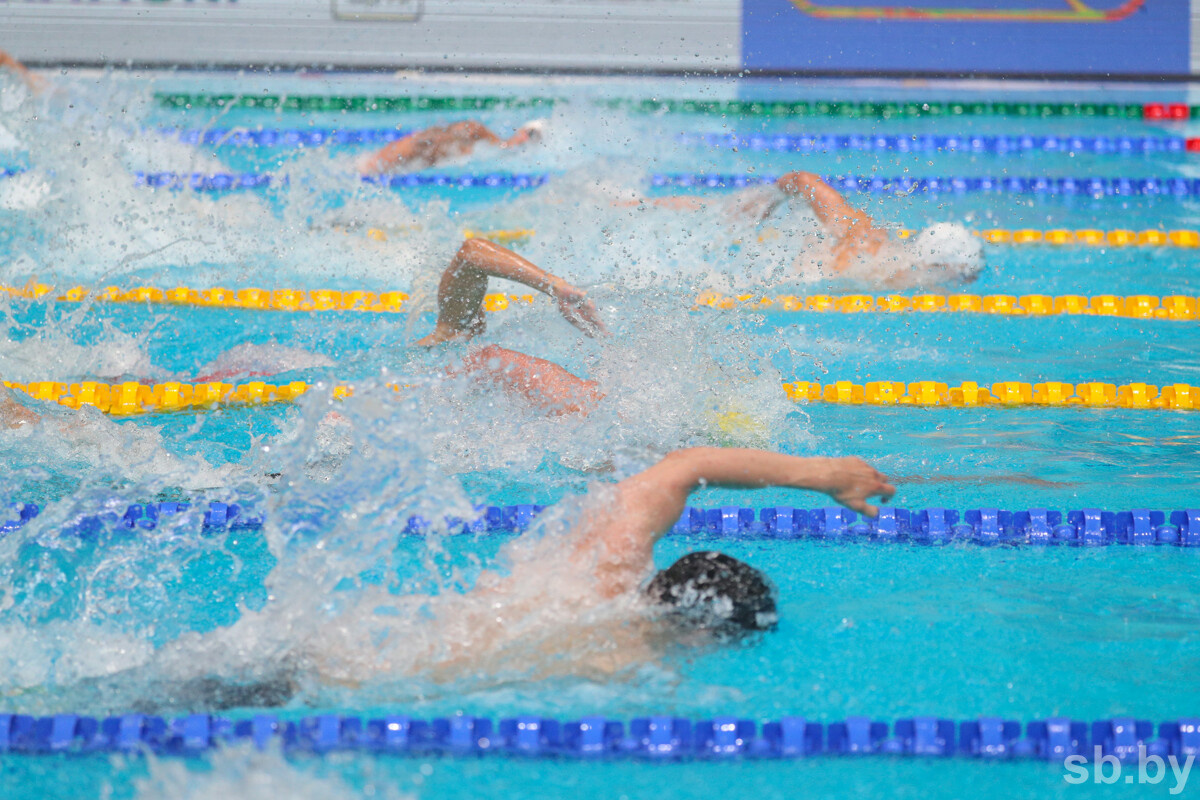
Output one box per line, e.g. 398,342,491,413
0,404,243,497
132,742,414,800
193,342,336,383
0,301,157,383
0,338,795,715
0,73,448,288
2,69,992,296
0,77,821,713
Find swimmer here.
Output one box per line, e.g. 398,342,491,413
136,446,893,710
356,447,892,684
192,238,605,416
419,237,606,416
642,170,984,286
770,171,983,282
356,118,547,173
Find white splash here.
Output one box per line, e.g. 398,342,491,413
132,742,414,800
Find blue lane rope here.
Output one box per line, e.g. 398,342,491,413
1,712,1196,761
119,172,1200,196
2,169,1196,196
162,129,1187,155
652,173,1200,197
6,502,1200,546
127,171,550,190
0,502,261,536
680,132,1189,156
161,127,412,148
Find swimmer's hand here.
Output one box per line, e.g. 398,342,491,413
552,283,606,337
819,457,895,517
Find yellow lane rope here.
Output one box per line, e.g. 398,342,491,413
6,283,1198,321
971,228,1199,247
360,227,533,244
462,227,1200,248
6,378,1198,416
366,227,1200,248
696,292,1200,320
782,381,1197,409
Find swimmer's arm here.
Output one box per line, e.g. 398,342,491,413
415,238,604,346
776,171,885,243
0,50,46,93
358,121,501,173
591,448,895,564
356,134,421,173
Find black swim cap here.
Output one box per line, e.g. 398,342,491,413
646,551,778,636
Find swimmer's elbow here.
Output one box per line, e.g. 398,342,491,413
455,236,493,263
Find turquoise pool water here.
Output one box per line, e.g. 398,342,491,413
1,70,1199,798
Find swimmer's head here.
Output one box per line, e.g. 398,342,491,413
908,223,984,282
646,551,778,639
510,118,548,147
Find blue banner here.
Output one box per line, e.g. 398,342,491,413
743,0,1190,75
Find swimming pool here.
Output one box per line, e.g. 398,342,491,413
1,69,1199,798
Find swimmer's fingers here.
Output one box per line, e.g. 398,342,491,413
842,497,878,517
575,300,607,337
557,293,606,337
829,459,894,518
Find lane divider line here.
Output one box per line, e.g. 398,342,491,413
152,127,1199,155
696,292,1200,319
160,127,413,148
781,380,1198,409
5,170,1198,198
7,283,1200,321
5,502,1197,546
411,226,1200,248
2,711,1196,760
5,378,1199,415
653,173,1200,197
682,132,1197,155
151,92,1197,121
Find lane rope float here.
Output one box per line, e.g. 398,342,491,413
682,132,1198,155
5,502,1199,546
129,171,550,190
5,170,1199,198
161,127,413,148
780,380,1200,409
0,501,261,535
8,282,1200,322
653,173,1200,197
699,292,1200,319
151,93,1198,121
141,171,1200,198
136,171,1200,198
5,378,1200,415
965,228,1199,246
2,711,1196,761
367,226,1200,248
157,127,1199,155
